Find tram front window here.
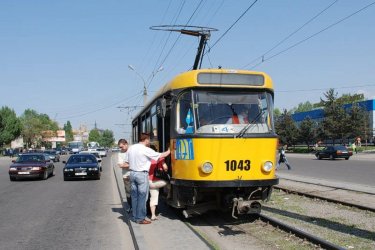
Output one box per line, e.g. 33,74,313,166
194,91,274,134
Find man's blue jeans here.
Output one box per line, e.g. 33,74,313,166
130,171,149,222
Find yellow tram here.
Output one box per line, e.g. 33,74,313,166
131,68,279,218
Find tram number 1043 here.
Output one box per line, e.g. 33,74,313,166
224,160,251,171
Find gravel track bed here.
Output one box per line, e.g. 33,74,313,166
262,189,375,249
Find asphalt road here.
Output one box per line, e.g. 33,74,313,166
0,154,134,250
276,153,375,187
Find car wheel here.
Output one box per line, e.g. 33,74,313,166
329,154,334,160
345,157,349,160
64,176,69,181
42,170,48,180
10,176,16,181
51,167,55,176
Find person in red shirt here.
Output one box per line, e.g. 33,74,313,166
148,157,168,221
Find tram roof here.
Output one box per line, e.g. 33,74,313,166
137,68,274,117
159,68,273,93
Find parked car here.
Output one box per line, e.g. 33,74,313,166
9,153,55,181
315,145,353,160
96,148,107,157
79,151,102,171
63,154,101,181
44,150,60,162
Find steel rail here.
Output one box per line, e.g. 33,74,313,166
258,214,345,250
274,186,375,213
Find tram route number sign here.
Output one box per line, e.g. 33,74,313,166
224,160,250,171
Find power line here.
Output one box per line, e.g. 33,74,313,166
248,1,375,69
242,0,339,69
277,84,375,93
205,0,259,55
154,0,204,72
58,91,143,120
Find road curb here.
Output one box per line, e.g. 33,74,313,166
111,156,150,250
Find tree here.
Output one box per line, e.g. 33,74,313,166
274,108,281,119
275,109,298,147
293,101,314,113
20,109,58,148
100,129,115,148
347,103,369,142
298,117,315,149
320,89,349,144
0,106,22,147
63,121,74,142
88,129,101,142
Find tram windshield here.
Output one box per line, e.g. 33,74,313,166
176,90,274,135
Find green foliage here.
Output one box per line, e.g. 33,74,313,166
20,109,58,148
89,129,101,142
293,101,314,113
274,108,281,118
298,117,316,148
0,106,22,146
63,121,74,142
275,109,298,146
88,129,115,148
100,129,115,148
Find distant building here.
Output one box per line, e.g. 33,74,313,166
291,99,375,142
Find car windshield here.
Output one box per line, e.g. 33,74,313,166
16,155,45,163
67,155,97,164
176,90,274,135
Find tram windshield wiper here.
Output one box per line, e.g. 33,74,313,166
236,110,265,138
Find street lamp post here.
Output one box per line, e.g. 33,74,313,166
128,65,163,105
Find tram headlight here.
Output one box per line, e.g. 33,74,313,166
201,162,213,174
262,161,273,172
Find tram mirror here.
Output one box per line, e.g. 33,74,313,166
156,98,167,118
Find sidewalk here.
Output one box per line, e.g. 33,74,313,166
110,155,212,250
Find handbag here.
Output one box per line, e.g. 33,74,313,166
154,167,170,181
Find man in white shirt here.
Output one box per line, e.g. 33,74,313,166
128,133,170,224
117,139,131,212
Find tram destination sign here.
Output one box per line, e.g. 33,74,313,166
197,73,264,86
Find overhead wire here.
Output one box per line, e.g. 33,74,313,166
57,91,143,120
242,0,339,69
247,1,375,70
204,0,259,56
277,83,375,93
147,0,205,90
139,0,173,73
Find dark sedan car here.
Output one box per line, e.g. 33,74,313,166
9,153,55,181
63,154,101,181
315,145,353,160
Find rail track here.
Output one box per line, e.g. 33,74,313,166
274,185,375,213
184,209,348,250
258,213,345,250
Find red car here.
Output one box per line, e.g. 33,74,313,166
9,153,55,181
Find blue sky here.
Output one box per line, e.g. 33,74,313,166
1,0,374,141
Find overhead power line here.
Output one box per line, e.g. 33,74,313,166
58,91,143,120
247,1,375,69
242,0,338,69
277,83,375,93
205,0,259,55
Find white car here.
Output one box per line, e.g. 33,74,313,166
79,151,102,171
96,148,107,158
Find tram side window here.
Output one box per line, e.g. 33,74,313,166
177,91,194,134
151,114,157,138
